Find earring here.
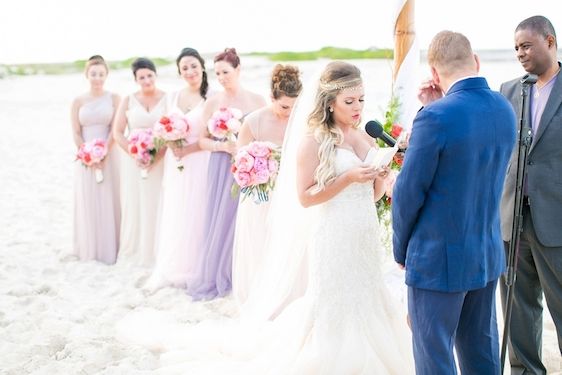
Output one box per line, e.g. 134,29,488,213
329,107,334,112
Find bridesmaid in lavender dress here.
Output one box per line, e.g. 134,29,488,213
147,48,212,290
113,58,166,267
71,55,121,264
187,48,266,300
232,64,302,304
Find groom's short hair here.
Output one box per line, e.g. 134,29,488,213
428,31,474,76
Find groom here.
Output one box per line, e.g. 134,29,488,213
392,31,516,374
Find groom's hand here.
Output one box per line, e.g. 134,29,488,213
396,263,405,270
418,79,443,105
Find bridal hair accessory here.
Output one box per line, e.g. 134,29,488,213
319,77,363,91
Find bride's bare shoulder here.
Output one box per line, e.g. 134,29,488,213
298,134,320,155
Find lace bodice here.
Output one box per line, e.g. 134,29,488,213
325,147,377,204
310,146,385,320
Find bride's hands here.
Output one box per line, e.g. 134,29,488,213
375,166,391,181
372,166,393,202
346,165,378,184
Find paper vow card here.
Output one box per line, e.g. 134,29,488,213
371,146,398,169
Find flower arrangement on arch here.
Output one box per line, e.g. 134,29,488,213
378,94,406,169
376,95,408,216
76,138,108,183
231,141,281,204
207,107,243,141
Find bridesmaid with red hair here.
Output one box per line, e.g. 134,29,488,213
187,48,266,300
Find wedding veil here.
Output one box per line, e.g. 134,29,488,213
239,67,323,323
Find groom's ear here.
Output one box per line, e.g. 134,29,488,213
474,54,481,74
430,66,440,86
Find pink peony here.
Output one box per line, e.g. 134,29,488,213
254,169,270,184
153,113,190,144
234,150,255,173
76,138,107,166
234,171,252,188
248,142,272,158
128,128,159,171
253,157,268,173
208,107,243,140
230,140,282,203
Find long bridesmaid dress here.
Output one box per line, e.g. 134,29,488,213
117,95,166,267
186,111,244,300
147,95,210,289
73,92,120,264
231,123,278,304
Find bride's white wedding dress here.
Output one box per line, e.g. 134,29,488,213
245,146,414,374
117,146,413,375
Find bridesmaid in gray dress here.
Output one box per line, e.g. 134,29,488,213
70,55,121,264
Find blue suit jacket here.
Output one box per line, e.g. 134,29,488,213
392,77,516,292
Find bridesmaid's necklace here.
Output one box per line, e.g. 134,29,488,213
180,89,203,113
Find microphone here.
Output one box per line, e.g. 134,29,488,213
520,73,538,85
365,120,396,147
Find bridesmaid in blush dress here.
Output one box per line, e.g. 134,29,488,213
146,48,212,290
71,55,121,264
232,64,302,304
113,57,167,267
186,48,266,300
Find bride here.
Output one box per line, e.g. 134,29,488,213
118,61,413,374
258,60,414,374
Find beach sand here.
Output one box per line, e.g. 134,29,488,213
0,57,559,374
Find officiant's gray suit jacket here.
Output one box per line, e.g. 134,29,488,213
499,64,562,247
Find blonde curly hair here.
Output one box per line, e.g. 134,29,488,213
307,61,362,192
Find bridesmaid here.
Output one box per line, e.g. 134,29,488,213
113,57,166,267
186,48,266,300
232,64,302,304
147,48,212,289
71,55,121,264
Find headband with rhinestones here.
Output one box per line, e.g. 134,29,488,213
319,77,363,91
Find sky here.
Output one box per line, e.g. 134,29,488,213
1,0,561,64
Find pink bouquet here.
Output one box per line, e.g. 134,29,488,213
231,141,281,203
207,107,243,141
128,128,158,179
76,138,108,183
153,113,190,171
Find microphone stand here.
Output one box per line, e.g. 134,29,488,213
500,73,537,373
